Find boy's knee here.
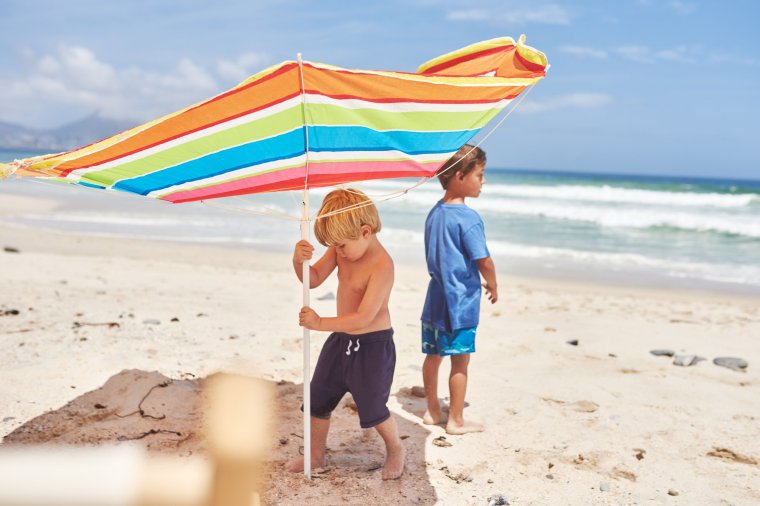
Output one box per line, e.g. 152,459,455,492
425,354,444,365
450,353,470,368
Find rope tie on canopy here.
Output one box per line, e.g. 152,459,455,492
1,160,26,179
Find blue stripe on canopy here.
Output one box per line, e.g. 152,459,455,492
108,126,474,195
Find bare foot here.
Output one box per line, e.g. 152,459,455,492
422,408,446,425
445,419,484,435
286,455,325,473
382,444,406,480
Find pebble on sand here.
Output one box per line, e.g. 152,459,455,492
487,494,509,506
713,357,748,372
432,436,452,447
411,386,426,398
650,349,675,357
673,354,705,367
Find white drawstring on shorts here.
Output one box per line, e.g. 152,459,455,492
345,338,361,355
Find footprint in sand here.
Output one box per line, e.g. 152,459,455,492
541,397,599,413
706,447,758,465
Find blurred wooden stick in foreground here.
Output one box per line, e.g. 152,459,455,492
0,373,272,506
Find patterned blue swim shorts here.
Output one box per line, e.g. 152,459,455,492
421,323,476,356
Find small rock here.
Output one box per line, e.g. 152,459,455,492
228,334,238,340
673,354,704,367
487,494,509,506
3,246,19,253
566,339,579,346
2,417,16,422
650,349,675,357
545,473,554,479
317,292,335,301
170,317,179,322
432,436,452,447
142,319,161,325
713,357,748,372
634,448,646,460
667,489,679,496
599,482,610,492
2,309,20,316
411,386,426,398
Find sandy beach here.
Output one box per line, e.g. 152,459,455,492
1,190,759,505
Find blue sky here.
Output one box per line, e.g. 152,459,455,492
2,0,758,179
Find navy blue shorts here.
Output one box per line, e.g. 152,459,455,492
308,328,395,428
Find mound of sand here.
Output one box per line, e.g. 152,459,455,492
2,369,437,505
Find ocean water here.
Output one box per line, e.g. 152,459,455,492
2,148,759,294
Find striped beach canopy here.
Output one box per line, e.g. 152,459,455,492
2,36,547,203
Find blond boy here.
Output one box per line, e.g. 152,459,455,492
288,188,405,480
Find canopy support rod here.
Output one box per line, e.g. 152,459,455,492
297,52,312,480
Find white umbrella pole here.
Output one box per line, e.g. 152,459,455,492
300,189,311,479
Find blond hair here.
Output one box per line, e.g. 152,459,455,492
314,188,381,246
436,144,487,189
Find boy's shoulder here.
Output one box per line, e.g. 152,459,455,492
358,237,393,268
373,240,394,268
430,201,482,221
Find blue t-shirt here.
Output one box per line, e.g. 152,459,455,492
421,200,490,332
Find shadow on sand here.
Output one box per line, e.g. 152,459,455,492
2,369,439,505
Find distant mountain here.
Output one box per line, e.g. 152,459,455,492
0,114,137,151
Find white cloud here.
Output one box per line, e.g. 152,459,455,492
558,45,608,59
635,0,696,14
616,45,656,63
217,52,271,82
615,44,714,65
707,52,757,66
654,46,696,64
447,4,571,25
668,0,697,14
616,42,757,67
0,45,271,129
519,93,613,113
447,9,489,21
